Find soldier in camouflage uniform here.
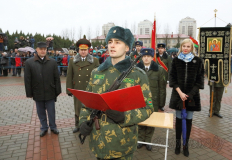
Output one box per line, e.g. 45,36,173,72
66,38,99,133
130,41,143,62
155,43,172,111
79,26,153,160
136,48,166,151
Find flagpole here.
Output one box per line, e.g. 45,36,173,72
214,9,217,27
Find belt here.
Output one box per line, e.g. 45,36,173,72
100,113,115,124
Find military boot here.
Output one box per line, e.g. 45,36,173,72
73,115,80,133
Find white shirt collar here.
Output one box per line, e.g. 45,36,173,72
144,65,150,70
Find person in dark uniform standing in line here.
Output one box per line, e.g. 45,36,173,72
130,41,143,61
136,48,166,151
24,42,61,137
154,43,172,111
66,38,99,133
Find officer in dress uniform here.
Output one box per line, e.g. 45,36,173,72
155,43,172,111
66,38,99,133
136,48,166,151
130,41,143,61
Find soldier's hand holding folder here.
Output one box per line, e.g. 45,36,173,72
106,109,125,123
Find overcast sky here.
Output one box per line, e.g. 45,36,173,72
2,0,232,40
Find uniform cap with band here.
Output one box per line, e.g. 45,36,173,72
76,39,91,49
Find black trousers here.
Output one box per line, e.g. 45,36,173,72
16,67,21,76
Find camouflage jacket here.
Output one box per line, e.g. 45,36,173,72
79,56,153,159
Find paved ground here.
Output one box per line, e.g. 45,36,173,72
0,72,232,160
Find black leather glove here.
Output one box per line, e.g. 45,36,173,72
68,93,73,97
105,109,125,123
80,120,93,136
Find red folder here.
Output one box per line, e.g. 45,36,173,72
68,85,146,112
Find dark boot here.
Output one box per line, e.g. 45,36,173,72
175,117,182,155
73,115,79,133
183,119,192,157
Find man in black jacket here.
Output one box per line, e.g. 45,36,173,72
24,42,61,137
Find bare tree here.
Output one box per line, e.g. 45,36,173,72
124,20,128,29
163,23,170,48
61,28,69,39
87,26,91,40
131,21,137,35
156,23,161,44
175,25,181,48
69,27,76,42
78,26,82,39
95,26,100,40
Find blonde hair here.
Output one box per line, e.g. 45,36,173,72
177,39,196,56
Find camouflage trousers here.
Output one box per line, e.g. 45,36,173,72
97,153,133,160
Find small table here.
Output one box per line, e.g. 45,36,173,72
138,112,174,160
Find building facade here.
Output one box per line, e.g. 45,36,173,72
179,17,197,39
137,20,153,35
102,23,115,36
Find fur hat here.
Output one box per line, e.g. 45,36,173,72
141,48,154,57
157,43,166,48
105,26,134,49
135,41,143,46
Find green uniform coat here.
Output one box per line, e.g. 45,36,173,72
155,52,172,80
136,60,166,142
79,56,153,159
66,54,99,127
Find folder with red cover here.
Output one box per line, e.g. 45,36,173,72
67,85,146,112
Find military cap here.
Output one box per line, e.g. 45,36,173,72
105,26,134,49
37,42,47,48
135,41,143,46
157,43,166,48
140,48,154,57
76,38,91,49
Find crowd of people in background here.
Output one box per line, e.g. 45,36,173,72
0,38,110,77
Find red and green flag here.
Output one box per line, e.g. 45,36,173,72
190,36,198,48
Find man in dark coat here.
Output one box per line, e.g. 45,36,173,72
66,38,99,133
24,42,61,137
69,43,76,50
136,48,166,151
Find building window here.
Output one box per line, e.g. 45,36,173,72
144,40,147,43
145,28,149,35
140,28,143,35
188,26,193,36
172,40,175,43
182,26,185,34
